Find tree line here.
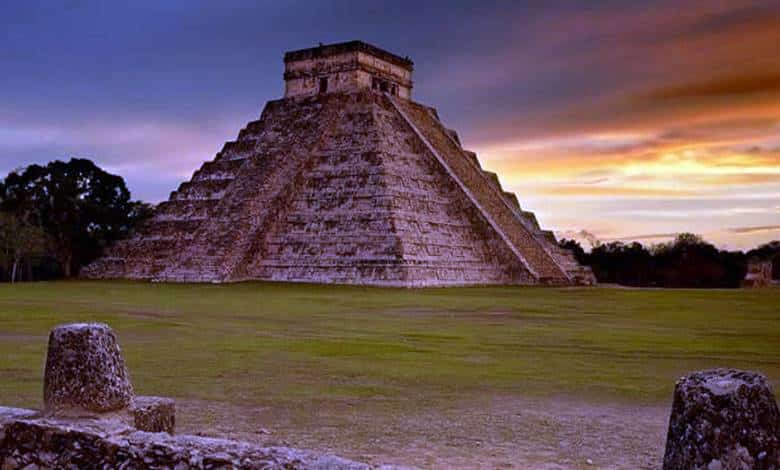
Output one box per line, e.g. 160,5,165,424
560,234,780,288
2,158,778,287
0,158,152,282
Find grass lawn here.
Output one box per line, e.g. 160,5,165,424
1,280,778,411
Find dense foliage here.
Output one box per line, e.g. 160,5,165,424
0,158,152,281
561,234,780,288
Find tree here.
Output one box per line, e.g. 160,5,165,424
0,158,151,277
559,238,587,265
652,233,742,288
586,241,655,286
0,212,47,282
560,233,753,288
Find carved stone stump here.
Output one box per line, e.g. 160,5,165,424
131,396,175,433
43,323,134,416
663,369,780,469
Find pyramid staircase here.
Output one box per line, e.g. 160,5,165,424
388,96,595,285
154,99,340,282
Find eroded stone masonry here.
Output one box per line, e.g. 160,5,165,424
0,323,374,469
82,40,595,286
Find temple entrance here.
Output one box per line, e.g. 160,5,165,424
372,77,394,94
318,77,328,94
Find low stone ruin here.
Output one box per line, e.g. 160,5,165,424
742,260,774,288
3,323,779,468
663,368,780,469
41,322,173,434
43,323,134,414
0,415,370,469
0,323,373,469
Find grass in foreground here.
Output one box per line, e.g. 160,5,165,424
0,281,778,411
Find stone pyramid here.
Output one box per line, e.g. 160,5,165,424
83,41,594,286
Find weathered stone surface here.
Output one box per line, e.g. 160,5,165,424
743,260,774,288
284,40,414,100
663,368,780,470
82,40,594,287
0,408,373,469
131,396,175,433
390,97,595,285
43,323,134,416
2,325,403,469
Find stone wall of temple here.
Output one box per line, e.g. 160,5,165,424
284,42,413,100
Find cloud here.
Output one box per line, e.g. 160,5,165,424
728,225,780,234
607,233,680,242
2,0,779,250
0,117,241,201
682,173,780,186
644,73,780,101
615,207,774,219
555,229,601,248
532,185,697,198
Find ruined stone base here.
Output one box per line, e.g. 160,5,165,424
0,407,372,469
44,323,134,416
131,396,175,434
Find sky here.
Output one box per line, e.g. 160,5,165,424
1,0,779,250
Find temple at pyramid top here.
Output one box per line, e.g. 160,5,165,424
284,40,414,99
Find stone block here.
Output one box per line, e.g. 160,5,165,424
43,323,134,416
131,396,175,434
663,368,780,469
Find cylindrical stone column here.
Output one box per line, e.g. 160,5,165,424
43,323,134,416
663,368,780,469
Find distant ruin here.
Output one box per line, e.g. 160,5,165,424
83,40,594,287
742,260,775,288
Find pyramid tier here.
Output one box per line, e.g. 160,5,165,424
84,91,592,286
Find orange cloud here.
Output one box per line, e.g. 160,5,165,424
531,185,696,198
646,73,780,101
439,1,780,249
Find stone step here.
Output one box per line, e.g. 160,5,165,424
463,150,481,168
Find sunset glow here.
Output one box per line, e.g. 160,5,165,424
1,1,779,249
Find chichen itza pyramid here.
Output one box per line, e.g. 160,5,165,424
83,41,595,286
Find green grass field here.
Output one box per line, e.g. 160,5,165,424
1,281,778,411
